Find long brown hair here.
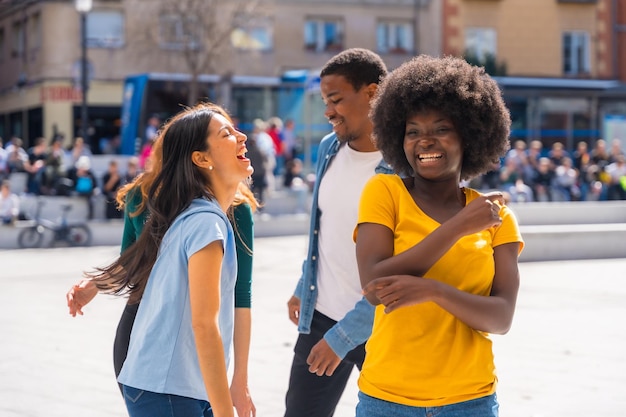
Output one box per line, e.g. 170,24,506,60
116,107,258,216
88,103,256,302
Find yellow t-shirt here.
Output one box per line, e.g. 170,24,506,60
356,173,524,407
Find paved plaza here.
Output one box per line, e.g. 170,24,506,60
0,236,625,417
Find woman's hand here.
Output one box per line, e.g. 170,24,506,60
230,376,256,417
453,192,505,235
362,275,434,313
66,279,98,317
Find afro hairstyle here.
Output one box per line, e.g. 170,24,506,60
370,54,511,180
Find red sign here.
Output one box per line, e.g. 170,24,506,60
40,86,83,102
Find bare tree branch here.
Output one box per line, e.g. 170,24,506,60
128,0,265,105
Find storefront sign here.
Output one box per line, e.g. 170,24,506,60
40,86,83,102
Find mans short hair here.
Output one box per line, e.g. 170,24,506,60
320,48,388,91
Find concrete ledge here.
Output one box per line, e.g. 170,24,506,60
3,200,626,263
518,223,626,262
254,213,309,237
509,201,626,225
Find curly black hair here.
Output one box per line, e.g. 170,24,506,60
370,55,511,180
320,48,388,90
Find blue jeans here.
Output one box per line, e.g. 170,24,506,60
122,385,213,417
356,391,499,417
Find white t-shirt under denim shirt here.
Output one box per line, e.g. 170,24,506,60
118,198,237,402
316,144,383,321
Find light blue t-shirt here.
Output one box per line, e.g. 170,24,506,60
118,198,237,402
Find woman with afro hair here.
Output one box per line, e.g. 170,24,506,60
354,55,524,416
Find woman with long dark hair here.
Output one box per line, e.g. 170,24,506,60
78,103,252,417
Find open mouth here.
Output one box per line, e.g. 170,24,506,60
237,148,248,160
418,153,443,162
329,119,343,128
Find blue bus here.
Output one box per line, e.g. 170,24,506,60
119,72,331,170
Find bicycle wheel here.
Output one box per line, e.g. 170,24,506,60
66,225,92,247
18,228,44,249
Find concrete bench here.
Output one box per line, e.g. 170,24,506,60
509,201,626,225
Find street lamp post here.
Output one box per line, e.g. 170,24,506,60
75,0,92,140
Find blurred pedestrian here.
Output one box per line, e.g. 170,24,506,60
102,159,123,219
26,137,48,195
0,179,19,225
44,136,69,195
67,155,97,220
282,119,298,161
246,133,268,205
123,156,141,185
0,137,7,180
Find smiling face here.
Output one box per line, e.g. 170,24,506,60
404,110,463,182
320,74,375,148
203,113,253,184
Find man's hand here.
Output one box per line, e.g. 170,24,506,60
287,296,300,325
306,339,341,376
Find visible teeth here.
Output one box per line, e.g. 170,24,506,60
418,153,442,161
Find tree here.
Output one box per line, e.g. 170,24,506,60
129,0,265,107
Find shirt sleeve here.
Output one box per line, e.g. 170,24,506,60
120,189,143,253
232,203,254,308
354,174,397,242
184,211,227,258
493,205,525,254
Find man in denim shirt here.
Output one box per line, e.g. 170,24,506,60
285,48,392,417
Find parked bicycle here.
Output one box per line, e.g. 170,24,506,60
17,200,92,249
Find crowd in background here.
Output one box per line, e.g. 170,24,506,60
2,125,626,225
0,133,142,221
465,138,626,202
244,116,311,210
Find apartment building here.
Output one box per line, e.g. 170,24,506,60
443,0,626,150
444,0,611,78
0,0,441,152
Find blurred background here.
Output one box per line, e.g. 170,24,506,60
1,0,626,219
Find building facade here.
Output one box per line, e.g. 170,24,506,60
442,0,626,150
3,0,626,154
0,0,442,152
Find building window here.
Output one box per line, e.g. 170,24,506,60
563,31,590,76
377,20,413,54
231,16,272,52
12,20,25,58
159,14,202,50
86,10,125,48
304,17,343,53
465,27,497,61
29,12,41,52
0,28,5,62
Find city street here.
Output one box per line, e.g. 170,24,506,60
1,236,625,417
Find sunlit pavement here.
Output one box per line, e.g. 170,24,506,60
1,237,625,417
